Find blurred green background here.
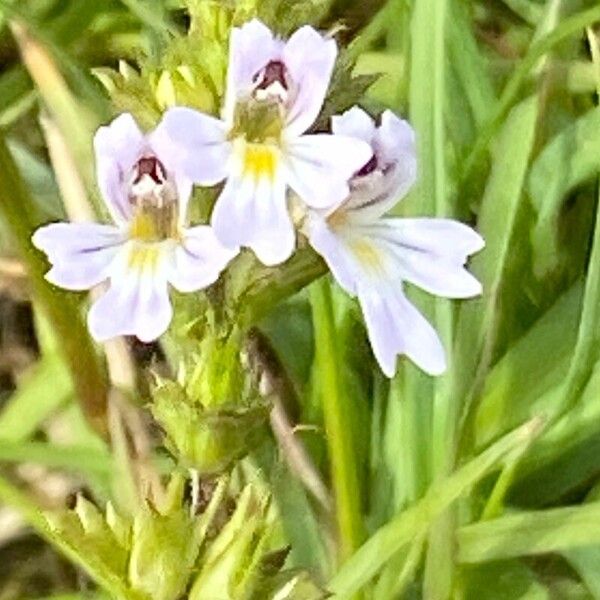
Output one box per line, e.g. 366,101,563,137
4,0,600,598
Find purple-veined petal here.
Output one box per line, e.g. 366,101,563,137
331,106,375,143
376,218,485,262
224,19,283,123
160,107,231,186
94,113,145,224
211,171,294,266
364,218,483,298
168,226,239,292
376,110,416,169
88,244,173,342
282,25,337,136
358,283,446,377
344,111,417,219
32,222,125,260
284,134,372,209
32,222,125,290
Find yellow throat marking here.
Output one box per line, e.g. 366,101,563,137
242,142,278,182
350,238,383,271
128,243,161,272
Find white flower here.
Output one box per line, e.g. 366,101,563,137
305,107,484,377
160,19,372,267
32,113,238,343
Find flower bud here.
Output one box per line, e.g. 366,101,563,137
128,479,202,600
151,380,269,475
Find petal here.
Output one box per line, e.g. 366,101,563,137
94,113,145,224
331,106,376,143
32,222,124,260
32,222,124,290
168,226,239,292
378,218,485,262
358,284,446,377
224,19,282,122
305,212,358,295
88,245,173,342
284,134,372,209
211,172,295,266
283,26,337,136
160,107,230,185
375,110,416,168
366,219,483,298
346,111,417,219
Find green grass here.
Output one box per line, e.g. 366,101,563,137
2,0,600,598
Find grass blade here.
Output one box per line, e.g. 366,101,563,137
0,354,72,442
328,418,543,597
0,132,108,436
458,502,600,563
310,278,365,563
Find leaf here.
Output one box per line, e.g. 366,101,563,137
447,0,496,131
0,474,139,600
7,138,63,219
0,132,109,437
462,4,600,183
0,440,112,475
460,560,550,600
457,502,600,563
564,547,600,599
328,419,543,597
0,354,73,442
509,359,600,505
529,107,600,275
474,281,582,448
453,96,539,411
315,48,379,131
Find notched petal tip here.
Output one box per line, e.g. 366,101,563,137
468,230,486,255
31,226,49,252
93,112,143,156
331,106,376,142
234,17,275,40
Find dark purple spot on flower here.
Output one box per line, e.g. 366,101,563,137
355,154,378,177
254,60,288,91
134,156,167,185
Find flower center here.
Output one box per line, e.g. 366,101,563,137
252,60,289,104
355,154,378,178
350,238,385,271
128,155,179,242
242,142,278,182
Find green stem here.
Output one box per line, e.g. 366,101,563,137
0,133,109,436
310,278,364,564
238,248,327,327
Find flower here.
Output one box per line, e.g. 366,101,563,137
32,113,238,343
160,19,372,267
305,107,484,377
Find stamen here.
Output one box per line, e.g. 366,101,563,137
128,155,179,242
252,60,290,105
134,156,167,185
254,61,288,91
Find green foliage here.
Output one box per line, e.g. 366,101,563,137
5,0,600,599
151,379,269,474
